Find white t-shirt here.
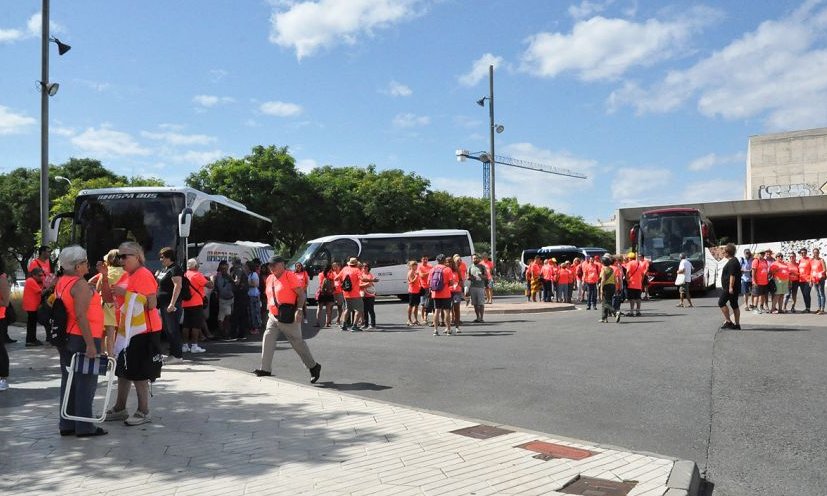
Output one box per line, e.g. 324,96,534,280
678,259,693,281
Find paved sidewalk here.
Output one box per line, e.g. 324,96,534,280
462,300,575,315
1,325,692,496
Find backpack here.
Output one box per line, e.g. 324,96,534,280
429,267,445,292
179,271,193,301
320,276,335,296
217,274,234,300
341,273,353,292
49,283,70,348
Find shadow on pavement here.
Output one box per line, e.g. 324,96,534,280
738,326,811,333
316,381,392,391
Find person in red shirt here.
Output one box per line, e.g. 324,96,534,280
330,261,345,325
583,257,600,310
541,259,555,302
360,263,379,329
751,250,771,313
639,255,651,300
448,258,463,331
294,262,310,324
557,262,573,302
526,256,542,302
22,268,45,346
770,253,790,313
418,256,432,323
337,258,365,331
812,247,827,314
797,248,812,313
181,259,214,353
429,254,455,336
624,252,644,316
481,254,495,304
314,265,335,328
28,246,56,289
406,260,422,326
254,256,320,383
784,252,800,313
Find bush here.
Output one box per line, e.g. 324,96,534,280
493,280,525,295
7,290,24,324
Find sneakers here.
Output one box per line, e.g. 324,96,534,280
615,312,621,323
598,319,607,323
0,378,8,391
350,326,363,333
162,355,185,365
124,411,151,426
103,408,129,422
433,329,440,336
25,339,43,347
720,321,735,329
732,324,742,330
252,369,272,377
309,363,321,384
181,344,190,353
189,344,206,353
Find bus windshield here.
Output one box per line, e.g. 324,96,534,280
641,213,702,263
289,242,323,267
74,192,184,272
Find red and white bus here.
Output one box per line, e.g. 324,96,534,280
630,207,718,294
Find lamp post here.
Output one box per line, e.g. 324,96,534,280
40,0,71,244
55,175,72,187
476,65,497,274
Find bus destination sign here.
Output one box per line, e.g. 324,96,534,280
93,193,159,200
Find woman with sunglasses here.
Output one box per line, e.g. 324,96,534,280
104,242,162,427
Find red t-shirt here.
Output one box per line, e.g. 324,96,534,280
28,258,52,275
583,262,599,284
456,261,468,283
183,270,208,308
407,269,421,293
811,258,826,281
418,262,432,288
294,270,309,288
798,258,811,283
625,260,644,290
527,263,542,280
23,277,43,312
338,266,362,299
541,264,554,280
752,258,770,286
57,276,105,339
266,270,301,314
788,261,800,282
331,270,343,294
557,268,572,284
771,261,789,281
120,267,162,332
482,260,494,281
429,265,454,299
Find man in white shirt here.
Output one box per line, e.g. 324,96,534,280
677,253,694,308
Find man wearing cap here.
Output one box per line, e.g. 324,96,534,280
337,257,365,331
254,256,321,383
624,252,644,317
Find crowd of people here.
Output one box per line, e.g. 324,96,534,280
738,247,827,315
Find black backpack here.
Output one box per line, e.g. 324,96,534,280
320,276,334,296
179,269,193,301
49,286,69,348
341,273,353,292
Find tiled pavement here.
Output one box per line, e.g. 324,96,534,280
0,325,688,496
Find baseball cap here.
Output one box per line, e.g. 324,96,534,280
627,252,636,259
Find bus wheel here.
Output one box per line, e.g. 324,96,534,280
397,294,409,302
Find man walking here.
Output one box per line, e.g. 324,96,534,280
212,261,235,338
467,254,488,323
676,253,694,308
718,243,742,330
625,253,643,317
254,256,321,383
338,258,364,332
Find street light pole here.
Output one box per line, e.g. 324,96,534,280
487,65,496,275
40,0,51,244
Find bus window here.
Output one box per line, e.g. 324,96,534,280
360,238,408,267
320,238,359,266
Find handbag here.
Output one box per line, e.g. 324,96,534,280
277,303,297,323
675,274,686,286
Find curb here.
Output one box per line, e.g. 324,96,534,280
665,459,702,496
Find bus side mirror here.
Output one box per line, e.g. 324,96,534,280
179,208,193,238
47,212,73,243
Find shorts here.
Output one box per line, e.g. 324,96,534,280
116,331,162,381
408,292,421,307
451,292,463,304
434,297,451,310
334,293,345,307
679,283,690,295
317,293,334,304
420,292,430,308
740,280,752,295
752,284,769,296
182,306,206,329
626,288,642,300
470,287,485,306
217,298,234,320
103,302,117,328
718,290,739,309
774,279,789,295
345,297,364,313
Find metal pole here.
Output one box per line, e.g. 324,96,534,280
40,0,50,244
488,65,496,275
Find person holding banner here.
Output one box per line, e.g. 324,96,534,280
103,241,162,427
55,245,108,437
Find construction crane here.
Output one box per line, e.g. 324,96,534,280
455,149,587,198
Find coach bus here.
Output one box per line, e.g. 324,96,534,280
289,229,474,300
630,207,717,294
50,187,273,275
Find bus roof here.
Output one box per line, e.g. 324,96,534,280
306,229,471,243
76,186,271,223
641,207,701,216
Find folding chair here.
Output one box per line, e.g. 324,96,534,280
61,353,116,423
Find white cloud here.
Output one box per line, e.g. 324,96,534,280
0,28,24,43
193,94,235,107
270,0,427,60
260,100,303,117
384,80,412,97
172,150,224,165
71,126,150,157
520,7,721,81
74,79,110,92
611,166,671,204
141,130,216,146
680,179,745,203
568,0,614,20
53,126,76,137
296,158,318,173
609,2,827,130
458,53,503,86
0,105,36,134
392,112,430,128
687,152,745,172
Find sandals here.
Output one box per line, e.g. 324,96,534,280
76,427,108,437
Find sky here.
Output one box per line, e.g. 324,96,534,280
2,0,827,226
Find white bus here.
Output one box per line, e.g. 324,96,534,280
50,187,273,275
289,229,475,300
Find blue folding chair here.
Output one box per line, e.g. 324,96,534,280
61,353,116,423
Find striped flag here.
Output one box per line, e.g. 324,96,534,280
72,353,111,376
115,290,148,357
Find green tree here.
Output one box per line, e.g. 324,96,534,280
185,145,314,253
0,168,41,276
